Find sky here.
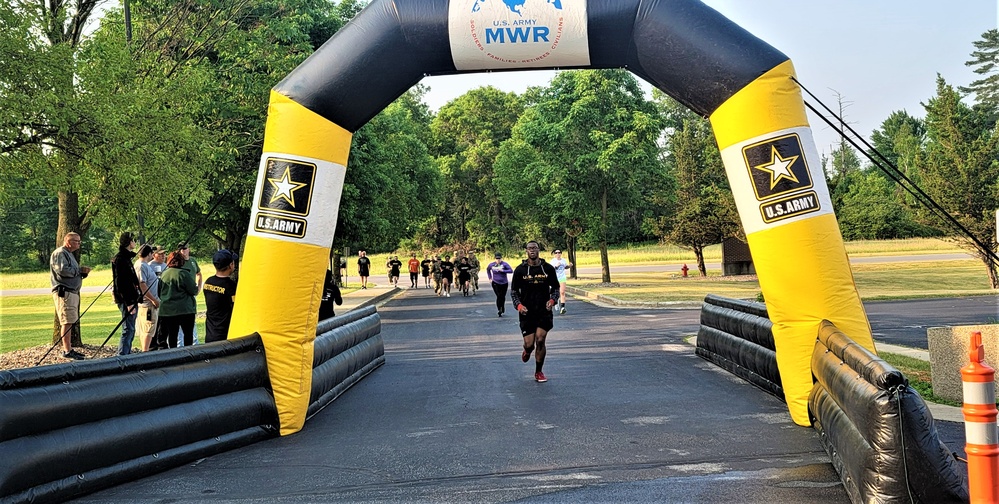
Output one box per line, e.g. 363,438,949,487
421,0,997,156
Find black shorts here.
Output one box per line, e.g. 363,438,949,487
443,272,453,282
519,309,554,336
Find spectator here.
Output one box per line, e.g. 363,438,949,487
318,267,343,321
50,232,91,360
203,249,238,343
111,232,142,355
158,251,198,348
134,244,161,352
149,246,168,280
176,242,202,347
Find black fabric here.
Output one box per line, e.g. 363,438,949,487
203,275,237,343
318,270,342,321
110,249,141,305
0,335,278,503
695,295,781,400
809,321,968,503
274,0,787,132
309,307,385,419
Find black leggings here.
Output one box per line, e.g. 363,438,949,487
492,282,508,311
159,313,195,348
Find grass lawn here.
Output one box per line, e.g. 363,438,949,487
0,238,990,354
570,259,994,302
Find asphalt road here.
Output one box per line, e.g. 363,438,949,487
76,287,852,503
866,296,999,349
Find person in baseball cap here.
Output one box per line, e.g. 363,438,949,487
203,249,238,343
487,252,514,317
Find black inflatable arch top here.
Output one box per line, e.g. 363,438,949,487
276,0,788,132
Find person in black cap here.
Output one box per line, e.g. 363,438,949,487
203,249,238,343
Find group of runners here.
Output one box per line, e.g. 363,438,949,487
356,244,573,383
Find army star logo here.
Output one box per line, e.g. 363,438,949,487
755,146,800,189
267,166,307,206
741,133,813,201
256,157,316,217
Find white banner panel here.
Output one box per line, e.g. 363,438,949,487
449,0,589,71
247,153,346,247
720,127,833,235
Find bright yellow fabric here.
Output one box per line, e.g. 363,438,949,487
748,214,875,425
229,236,328,435
710,61,874,426
710,60,807,151
263,91,352,165
231,91,353,435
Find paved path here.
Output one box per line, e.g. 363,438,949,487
76,284,969,503
77,287,851,503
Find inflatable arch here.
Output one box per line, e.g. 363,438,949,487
229,0,876,433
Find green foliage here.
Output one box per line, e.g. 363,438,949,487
337,89,442,252
495,70,664,279
918,77,999,286
836,171,927,240
646,93,737,275
962,28,999,109
429,86,524,250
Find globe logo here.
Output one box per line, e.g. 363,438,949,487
472,0,563,15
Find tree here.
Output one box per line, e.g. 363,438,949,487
919,77,999,287
1,1,222,345
647,94,738,276
429,86,524,251
837,171,925,240
161,0,364,256
495,70,664,282
962,29,999,109
335,88,442,253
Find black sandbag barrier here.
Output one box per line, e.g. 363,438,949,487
695,294,783,400
0,335,279,504
308,305,385,419
809,320,967,503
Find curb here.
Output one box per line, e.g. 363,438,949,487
566,285,703,309
351,287,403,311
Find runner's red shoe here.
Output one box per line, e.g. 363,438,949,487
535,371,547,383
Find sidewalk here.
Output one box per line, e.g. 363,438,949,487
338,282,411,313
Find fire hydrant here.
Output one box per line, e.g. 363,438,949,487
681,264,689,277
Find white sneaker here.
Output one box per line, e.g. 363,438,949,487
446,292,450,298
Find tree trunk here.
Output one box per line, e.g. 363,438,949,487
694,245,707,276
52,190,85,348
985,254,999,289
567,235,577,280
600,188,610,283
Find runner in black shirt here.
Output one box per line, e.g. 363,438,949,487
357,250,371,289
420,254,432,289
456,257,473,296
439,256,455,298
510,240,560,383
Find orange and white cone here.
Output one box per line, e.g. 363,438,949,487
962,330,999,503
